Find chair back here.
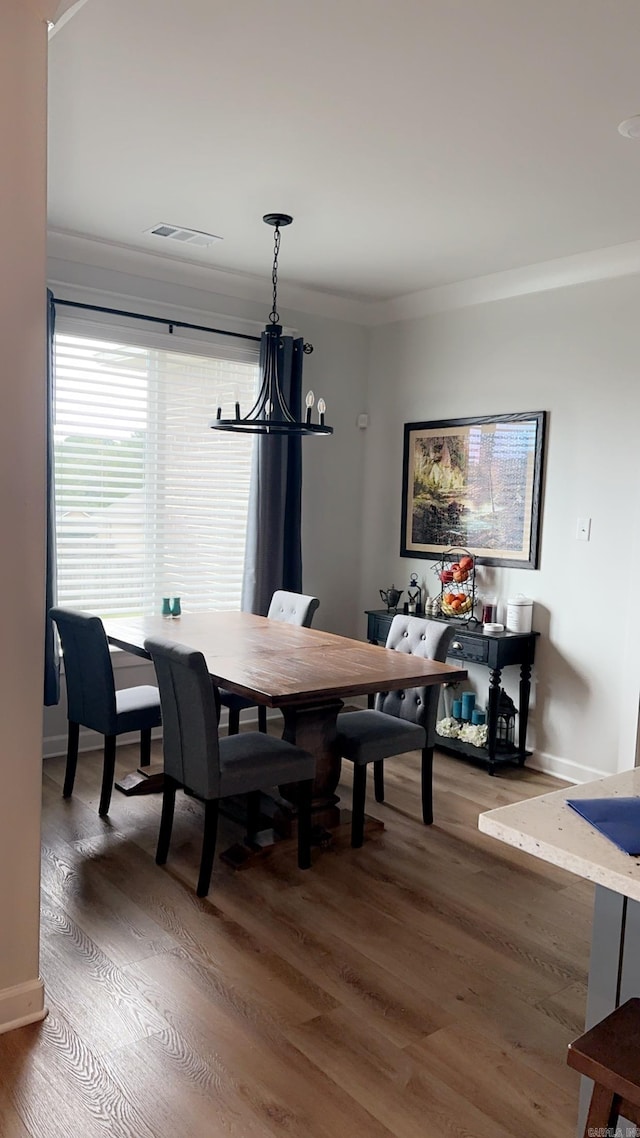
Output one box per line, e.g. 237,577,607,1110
144,636,222,798
49,607,117,734
376,615,455,740
267,590,319,628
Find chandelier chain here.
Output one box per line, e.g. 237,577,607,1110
269,224,281,325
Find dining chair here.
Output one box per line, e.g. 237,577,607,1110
335,615,455,847
220,590,320,735
50,607,162,817
144,635,316,897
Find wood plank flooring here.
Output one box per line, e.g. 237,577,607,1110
0,738,593,1138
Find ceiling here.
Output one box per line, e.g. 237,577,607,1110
47,0,640,308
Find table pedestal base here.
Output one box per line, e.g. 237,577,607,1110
219,806,384,870
115,762,164,795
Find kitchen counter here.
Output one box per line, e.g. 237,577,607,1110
479,767,640,903
479,767,640,1136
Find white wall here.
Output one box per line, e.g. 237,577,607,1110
362,276,640,782
0,0,49,1032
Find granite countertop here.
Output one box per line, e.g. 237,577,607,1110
478,768,640,903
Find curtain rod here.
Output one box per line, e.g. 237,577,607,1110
52,298,262,344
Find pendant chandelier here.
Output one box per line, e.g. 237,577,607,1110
210,213,333,436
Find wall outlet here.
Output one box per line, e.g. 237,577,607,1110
576,517,591,541
357,412,369,429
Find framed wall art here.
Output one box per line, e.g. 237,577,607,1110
400,411,547,568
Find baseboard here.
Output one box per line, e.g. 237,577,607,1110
526,750,611,785
42,725,164,760
0,978,47,1036
42,708,280,759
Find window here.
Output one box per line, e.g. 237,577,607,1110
53,324,259,618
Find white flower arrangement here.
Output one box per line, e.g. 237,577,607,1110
436,718,489,748
436,717,461,739
458,722,488,748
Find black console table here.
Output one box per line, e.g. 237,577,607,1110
365,610,539,775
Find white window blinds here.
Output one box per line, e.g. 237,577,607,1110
53,325,259,618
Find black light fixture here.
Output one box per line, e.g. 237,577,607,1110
210,213,333,436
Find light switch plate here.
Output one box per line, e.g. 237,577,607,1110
576,517,591,541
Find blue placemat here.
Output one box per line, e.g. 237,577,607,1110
566,796,640,856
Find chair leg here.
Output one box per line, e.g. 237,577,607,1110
62,721,80,799
140,727,151,767
351,764,367,848
583,1084,620,1137
246,789,261,843
297,780,314,870
156,775,177,865
373,760,385,803
421,746,434,825
228,709,240,736
258,705,267,733
99,735,117,817
197,799,219,897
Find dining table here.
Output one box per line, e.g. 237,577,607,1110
104,610,467,863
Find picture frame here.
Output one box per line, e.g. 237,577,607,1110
400,411,547,569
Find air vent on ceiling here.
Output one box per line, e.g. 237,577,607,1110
145,224,222,248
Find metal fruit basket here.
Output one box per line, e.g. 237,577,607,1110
434,547,476,621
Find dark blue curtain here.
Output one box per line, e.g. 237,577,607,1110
241,334,303,615
44,290,60,705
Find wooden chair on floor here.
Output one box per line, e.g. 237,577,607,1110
145,635,316,897
568,998,640,1138
335,615,454,847
219,590,320,735
50,607,162,817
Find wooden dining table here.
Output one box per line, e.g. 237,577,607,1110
104,611,467,860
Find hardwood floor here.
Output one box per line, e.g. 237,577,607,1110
0,740,592,1138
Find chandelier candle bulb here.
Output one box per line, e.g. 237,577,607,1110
318,398,326,425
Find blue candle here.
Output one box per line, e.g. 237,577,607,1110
472,709,486,725
461,692,475,720
452,700,462,719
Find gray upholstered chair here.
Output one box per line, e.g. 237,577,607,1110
335,615,454,847
219,590,320,735
50,607,162,817
144,636,316,897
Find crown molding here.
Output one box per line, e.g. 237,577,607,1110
369,237,640,324
48,228,640,328
47,0,91,36
47,229,373,326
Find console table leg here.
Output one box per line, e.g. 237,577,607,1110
518,661,532,756
487,667,501,769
